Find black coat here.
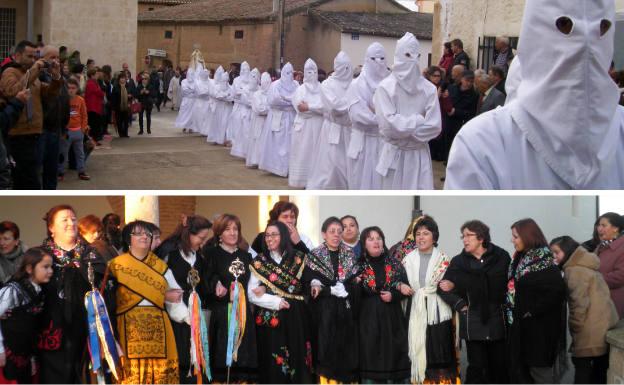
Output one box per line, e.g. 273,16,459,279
136,83,157,109
509,264,566,367
453,51,471,69
447,83,479,136
110,84,133,113
438,243,511,341
39,72,70,135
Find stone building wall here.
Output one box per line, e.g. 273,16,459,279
41,0,137,74
431,0,524,67
137,23,275,73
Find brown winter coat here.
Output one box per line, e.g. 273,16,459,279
0,65,62,136
596,235,624,319
563,246,619,357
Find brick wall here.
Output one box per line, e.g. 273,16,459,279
159,196,197,237
106,196,126,224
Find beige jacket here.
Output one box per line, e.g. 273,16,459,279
0,66,62,136
563,246,619,357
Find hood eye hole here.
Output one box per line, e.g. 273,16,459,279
405,52,412,58
556,16,574,35
600,19,612,36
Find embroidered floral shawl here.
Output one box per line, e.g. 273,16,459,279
249,250,307,300
306,242,359,283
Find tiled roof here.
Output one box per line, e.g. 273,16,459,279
138,0,330,23
312,10,433,40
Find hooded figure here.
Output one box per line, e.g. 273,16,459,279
307,52,354,189
175,69,197,131
238,68,261,158
346,42,391,189
246,72,273,168
445,0,624,189
167,71,182,111
258,62,298,177
288,58,325,188
230,62,254,158
193,69,212,136
207,66,234,145
373,32,442,189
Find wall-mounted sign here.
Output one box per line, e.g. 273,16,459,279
147,49,167,57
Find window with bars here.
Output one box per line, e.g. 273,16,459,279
477,36,518,72
0,8,16,60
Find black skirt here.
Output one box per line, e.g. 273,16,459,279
309,294,359,382
359,295,411,381
255,300,314,384
209,301,258,382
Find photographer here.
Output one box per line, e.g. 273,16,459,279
39,45,69,190
0,90,30,189
0,40,63,189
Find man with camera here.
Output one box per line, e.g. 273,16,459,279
0,40,63,189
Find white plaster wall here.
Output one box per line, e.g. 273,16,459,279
317,196,415,247
420,196,597,258
42,0,137,74
341,33,433,71
617,0,624,12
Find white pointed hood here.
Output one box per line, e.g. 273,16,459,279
331,51,354,89
248,68,261,92
362,42,390,89
240,61,251,82
392,32,425,94
303,58,320,94
509,0,620,187
278,62,298,94
260,72,272,93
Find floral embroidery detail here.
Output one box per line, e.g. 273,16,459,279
306,243,358,282
272,346,295,378
256,309,280,328
250,252,306,298
393,239,417,262
505,247,555,325
42,237,94,268
360,255,403,292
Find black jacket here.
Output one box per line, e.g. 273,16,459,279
39,71,70,135
453,51,471,69
446,83,479,136
110,84,133,113
438,243,511,341
0,97,24,189
509,263,566,367
136,83,157,109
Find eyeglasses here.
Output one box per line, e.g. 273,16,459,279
131,231,153,238
460,233,478,240
264,232,280,239
326,229,343,236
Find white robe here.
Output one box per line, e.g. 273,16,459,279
289,83,324,188
346,76,383,190
306,80,352,189
373,77,441,190
258,77,298,178
175,78,195,130
246,87,270,168
193,73,212,136
167,77,181,110
445,106,624,189
207,78,233,145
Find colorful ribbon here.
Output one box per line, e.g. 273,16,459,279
189,291,211,383
85,290,121,382
226,281,246,367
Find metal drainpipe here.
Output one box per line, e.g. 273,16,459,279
413,196,423,219
27,0,35,41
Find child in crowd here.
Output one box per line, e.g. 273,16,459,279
59,78,91,181
0,248,53,383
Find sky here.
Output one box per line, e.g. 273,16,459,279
396,0,418,11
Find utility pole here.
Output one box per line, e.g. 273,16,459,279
274,0,285,71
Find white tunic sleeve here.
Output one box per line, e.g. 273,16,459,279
374,85,442,143
444,129,497,190
349,97,377,127
164,269,190,324
247,271,282,311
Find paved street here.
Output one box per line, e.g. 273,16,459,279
59,108,446,190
